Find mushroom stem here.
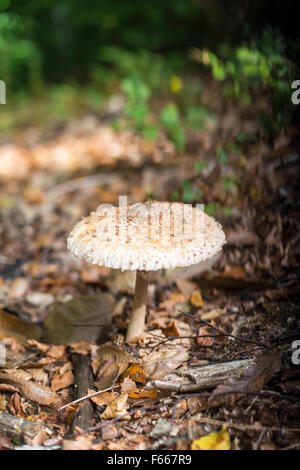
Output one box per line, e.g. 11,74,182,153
126,270,150,342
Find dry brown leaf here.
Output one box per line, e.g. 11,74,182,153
0,310,42,341
196,327,214,347
7,393,26,418
0,369,64,409
0,394,7,410
9,278,30,298
43,293,116,344
26,368,49,386
201,308,226,321
141,347,189,378
95,345,132,390
63,435,93,450
31,429,48,446
121,376,137,393
101,424,120,440
175,279,198,299
101,393,129,419
51,370,74,391
46,345,66,360
88,389,116,406
191,290,204,308
69,341,91,355
162,321,180,338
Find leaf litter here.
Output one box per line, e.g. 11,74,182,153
0,78,299,450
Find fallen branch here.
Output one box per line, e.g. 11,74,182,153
148,358,254,392
69,353,94,432
0,411,54,443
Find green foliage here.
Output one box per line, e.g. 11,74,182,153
223,175,240,191
193,27,295,138
171,179,202,203
0,11,42,93
204,203,232,217
185,105,215,130
217,146,228,166
160,103,185,151
193,161,208,173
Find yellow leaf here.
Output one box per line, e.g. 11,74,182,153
101,393,128,419
191,290,204,308
170,76,182,93
128,389,157,399
191,425,230,450
121,364,147,384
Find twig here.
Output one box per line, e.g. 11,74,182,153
178,309,271,349
58,385,118,411
76,404,159,436
280,442,300,450
45,173,118,201
253,427,267,450
148,332,222,350
193,416,300,434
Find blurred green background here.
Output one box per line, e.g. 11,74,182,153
0,0,299,142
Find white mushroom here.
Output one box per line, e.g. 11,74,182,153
67,201,226,342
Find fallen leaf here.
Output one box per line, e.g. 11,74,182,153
43,293,116,344
0,394,7,410
7,393,26,418
0,369,64,409
9,278,30,298
101,393,128,419
25,368,49,386
88,390,116,406
51,370,74,391
201,308,226,321
121,377,137,393
0,310,42,341
162,321,179,338
191,290,204,308
128,389,157,399
142,347,189,378
63,435,93,450
196,327,214,347
46,345,66,360
121,365,147,385
191,425,230,450
101,424,120,440
26,292,54,307
175,279,198,299
95,346,132,390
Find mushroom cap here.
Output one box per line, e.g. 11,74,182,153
67,201,226,271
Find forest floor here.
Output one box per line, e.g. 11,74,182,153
0,81,299,450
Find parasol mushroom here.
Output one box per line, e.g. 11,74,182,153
67,201,226,342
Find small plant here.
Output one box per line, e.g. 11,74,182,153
194,161,208,173
192,27,296,139
160,102,185,151
171,179,202,203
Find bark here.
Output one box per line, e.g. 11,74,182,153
149,358,255,392
70,353,94,433
0,411,53,443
